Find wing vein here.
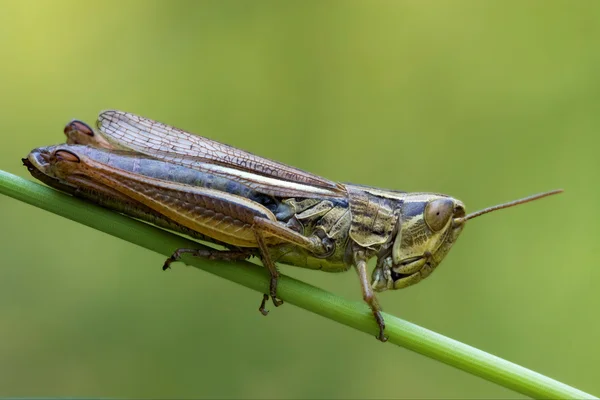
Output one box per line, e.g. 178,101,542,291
96,110,347,199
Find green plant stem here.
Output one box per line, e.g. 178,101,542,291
0,169,595,399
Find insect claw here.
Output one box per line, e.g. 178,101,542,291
272,297,284,307
259,294,270,316
377,334,389,342
163,250,183,270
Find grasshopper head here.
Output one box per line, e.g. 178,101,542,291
371,194,466,292
371,190,563,292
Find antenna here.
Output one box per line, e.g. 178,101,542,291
455,189,563,223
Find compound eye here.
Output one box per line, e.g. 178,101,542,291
424,198,454,232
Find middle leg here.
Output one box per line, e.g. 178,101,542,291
253,226,284,311
250,215,335,313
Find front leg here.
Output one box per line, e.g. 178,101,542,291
354,250,387,342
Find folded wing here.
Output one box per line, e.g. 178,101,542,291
97,110,346,199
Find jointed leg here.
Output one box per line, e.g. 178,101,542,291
163,216,327,317
259,294,270,316
250,216,336,315
354,252,387,342
163,245,276,316
252,217,332,255
163,247,251,270
254,226,283,310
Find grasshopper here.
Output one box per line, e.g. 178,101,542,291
23,111,562,341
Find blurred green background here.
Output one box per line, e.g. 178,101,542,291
0,1,598,398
